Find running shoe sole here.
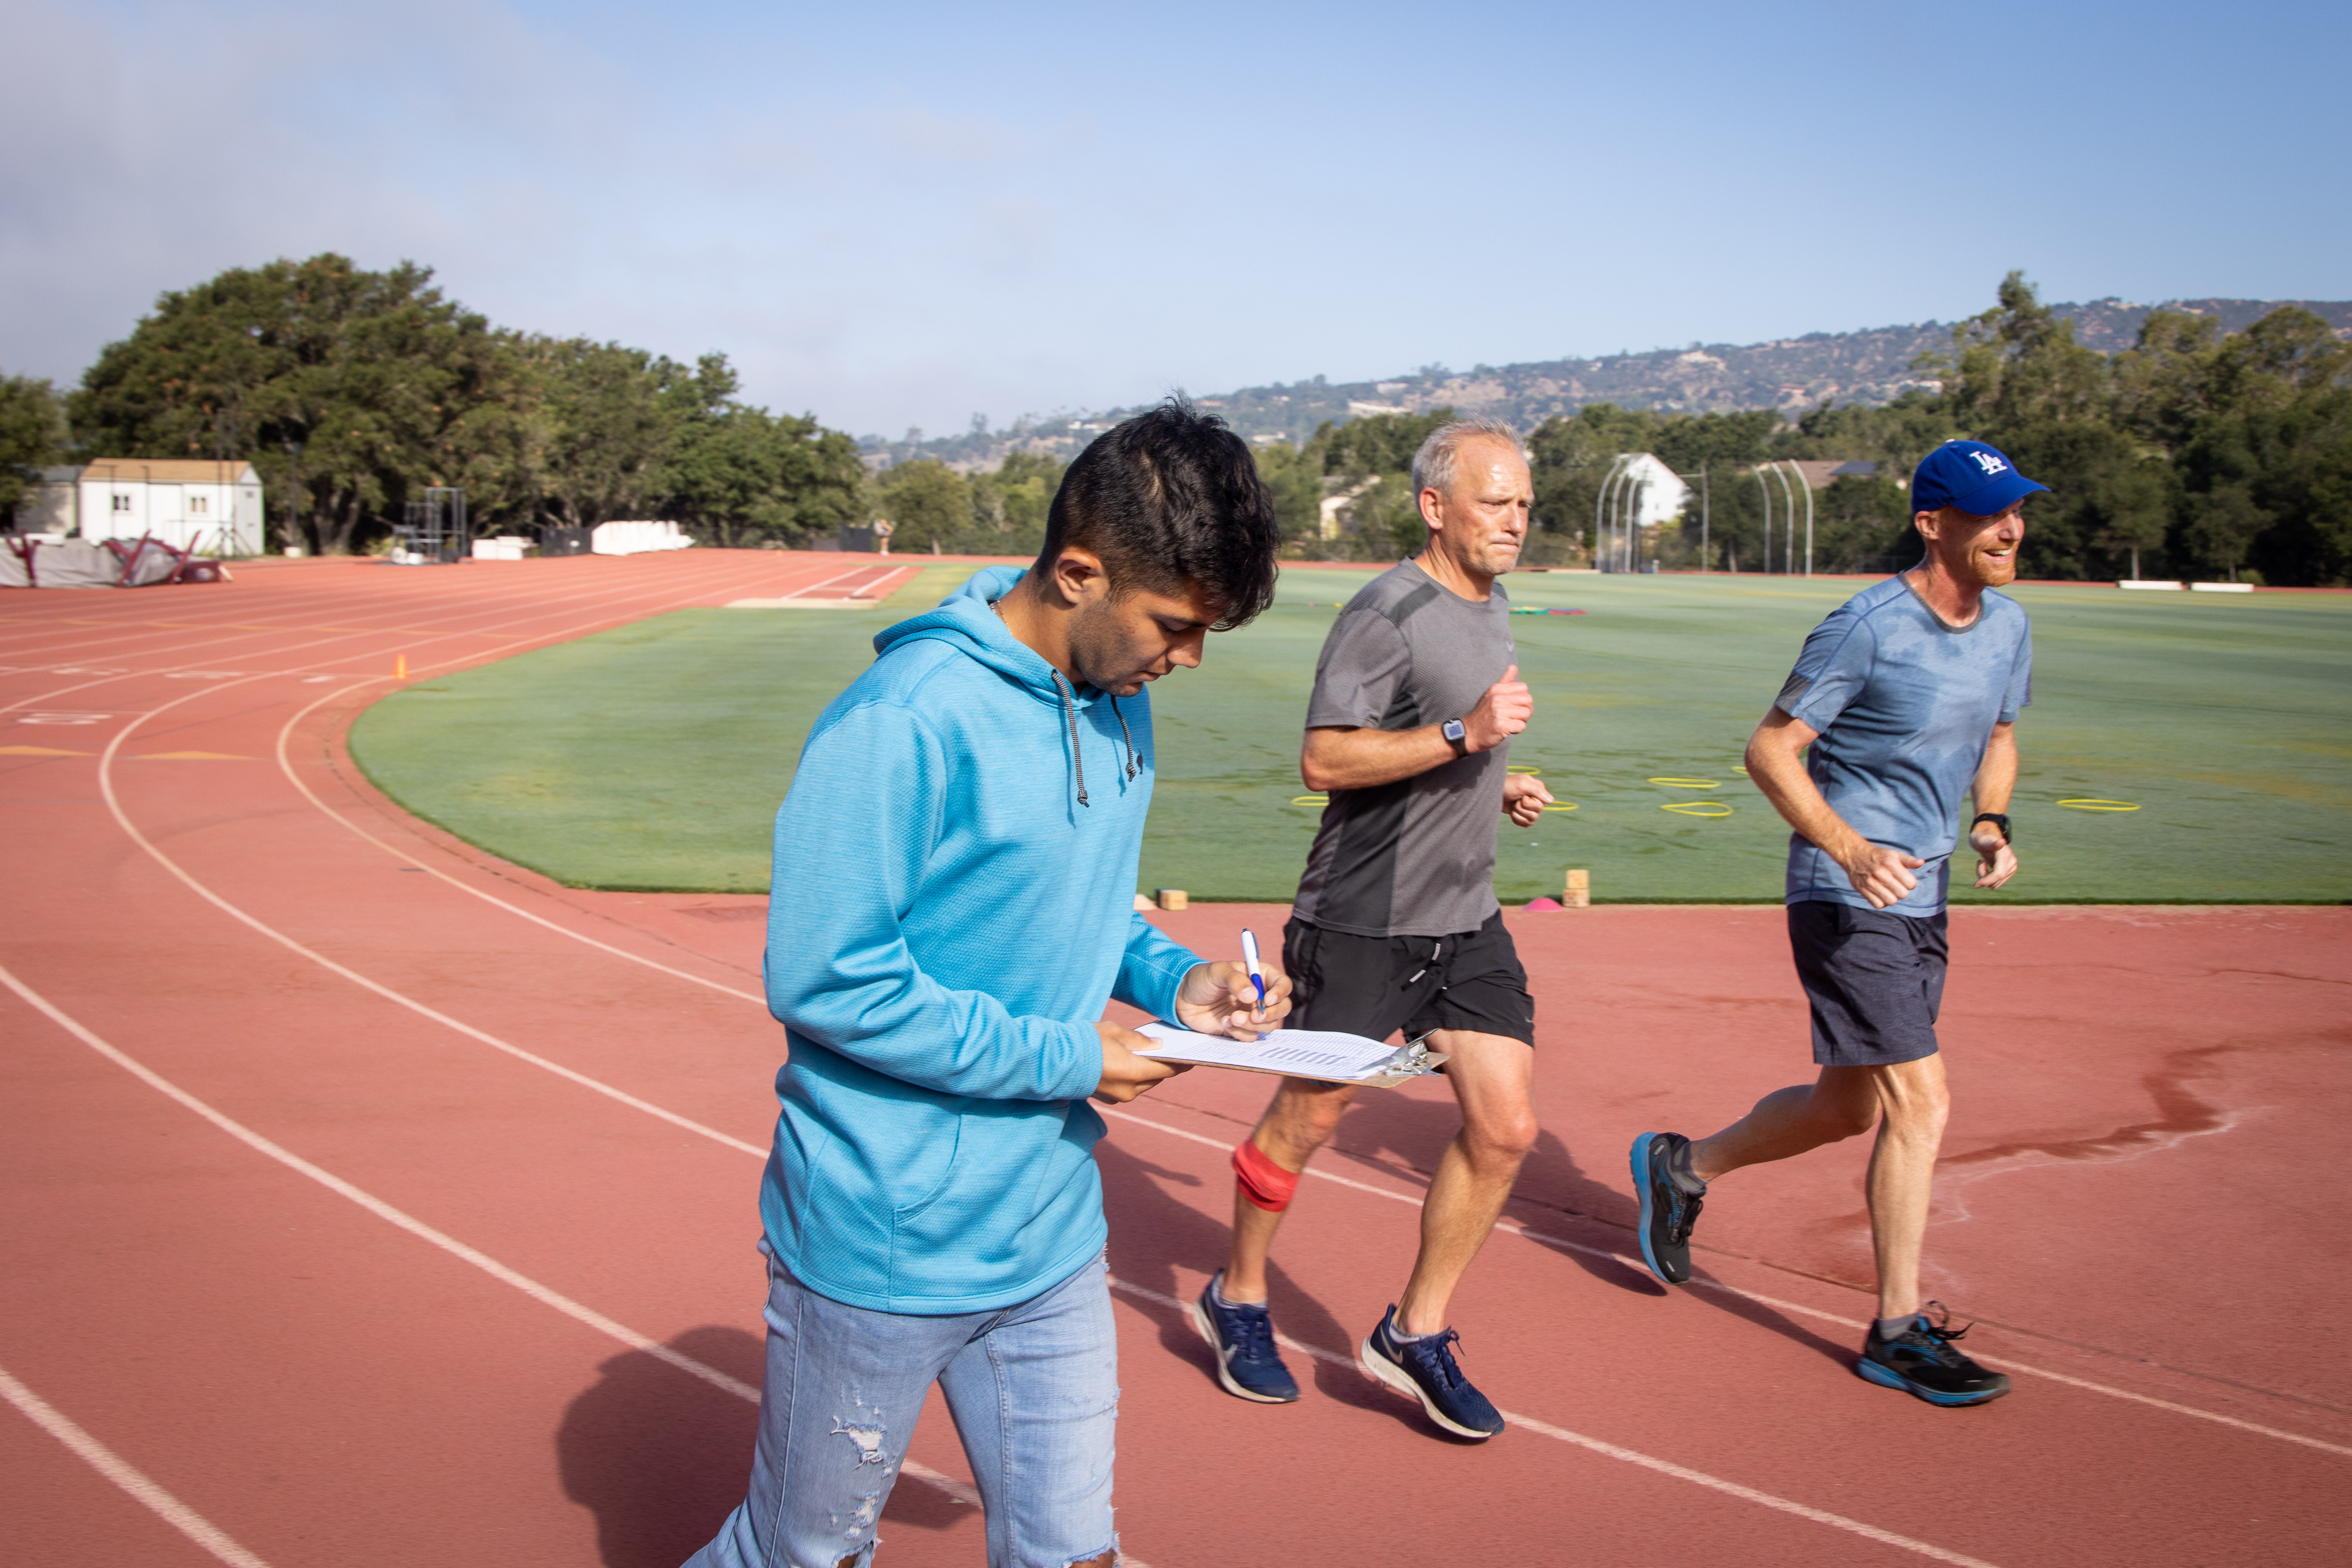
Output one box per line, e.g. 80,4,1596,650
1853,1356,2012,1406
1357,1335,1501,1440
1629,1131,1683,1286
1188,1295,1295,1404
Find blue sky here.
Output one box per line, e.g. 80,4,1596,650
3,0,2345,438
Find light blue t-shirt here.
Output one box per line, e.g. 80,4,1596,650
1776,575,2032,918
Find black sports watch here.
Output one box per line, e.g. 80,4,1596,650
1971,812,2012,843
1442,718,1469,758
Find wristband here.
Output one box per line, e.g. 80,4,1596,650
1971,812,2011,843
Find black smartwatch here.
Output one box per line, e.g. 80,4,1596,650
1971,812,2012,843
1442,718,1469,758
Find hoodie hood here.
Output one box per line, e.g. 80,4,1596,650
877,564,1137,805
876,565,1073,705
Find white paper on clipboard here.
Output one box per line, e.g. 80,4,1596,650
1133,1022,1446,1087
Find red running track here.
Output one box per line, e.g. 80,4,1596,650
1,554,2346,1568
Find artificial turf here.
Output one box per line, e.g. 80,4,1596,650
348,565,2352,903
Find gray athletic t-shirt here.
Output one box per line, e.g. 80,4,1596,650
1290,557,1516,938
1777,574,2033,919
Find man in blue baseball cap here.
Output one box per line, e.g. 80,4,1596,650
1629,438,2041,1406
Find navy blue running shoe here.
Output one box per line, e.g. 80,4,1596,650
1630,1130,1705,1285
1856,1304,2012,1406
1188,1273,1298,1404
1358,1305,1504,1439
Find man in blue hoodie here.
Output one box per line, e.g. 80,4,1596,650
686,403,1289,1568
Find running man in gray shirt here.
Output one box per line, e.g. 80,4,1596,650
1189,417,1555,1440
1630,438,2040,1408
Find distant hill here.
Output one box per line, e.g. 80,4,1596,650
862,297,2352,470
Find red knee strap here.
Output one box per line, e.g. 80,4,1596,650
1233,1139,1300,1212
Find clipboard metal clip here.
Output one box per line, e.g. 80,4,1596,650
1367,1032,1448,1084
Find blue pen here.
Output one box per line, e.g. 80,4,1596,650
1240,928,1267,1014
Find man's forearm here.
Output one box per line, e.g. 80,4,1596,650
1746,722,1866,859
1971,724,2018,817
1301,725,1456,791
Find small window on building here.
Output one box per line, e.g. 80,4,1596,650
190,495,209,513
113,494,134,512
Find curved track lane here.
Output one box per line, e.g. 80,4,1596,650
3,554,2347,1568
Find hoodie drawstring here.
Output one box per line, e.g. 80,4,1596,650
1051,671,1090,808
1109,694,1140,781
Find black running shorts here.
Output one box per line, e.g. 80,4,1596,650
1786,900,1947,1067
1281,910,1535,1048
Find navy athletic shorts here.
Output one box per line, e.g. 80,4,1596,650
1281,910,1535,1048
1787,900,1947,1067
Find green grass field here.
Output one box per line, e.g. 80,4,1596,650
349,566,2352,903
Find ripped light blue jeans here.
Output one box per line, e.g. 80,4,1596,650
683,1248,1119,1568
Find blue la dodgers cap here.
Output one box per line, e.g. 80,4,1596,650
1910,439,2049,517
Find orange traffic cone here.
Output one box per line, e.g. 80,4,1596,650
395,654,408,681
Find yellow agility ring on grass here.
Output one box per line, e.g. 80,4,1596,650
1507,765,1543,775
1661,801,1733,818
1292,794,1329,806
1648,777,1720,789
1540,802,1579,812
2058,799,2141,811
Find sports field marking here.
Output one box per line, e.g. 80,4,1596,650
0,1361,274,1568
1106,1275,2002,1568
2058,799,2141,812
95,677,768,1159
1100,1107,2352,1461
1648,777,1721,788
0,960,989,1524
0,743,91,755
1661,801,1733,817
276,685,769,1007
70,572,2352,1484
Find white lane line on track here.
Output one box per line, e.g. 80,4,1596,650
0,1362,274,1568
1104,1276,2001,1568
0,936,2015,1567
1099,1107,2352,1461
0,960,983,1519
274,683,769,1006
2,551,792,706
89,677,767,1160
104,580,2351,1470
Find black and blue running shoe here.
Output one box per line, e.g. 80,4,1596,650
1630,1130,1705,1285
1358,1305,1504,1439
1856,1304,2012,1406
1188,1272,1299,1404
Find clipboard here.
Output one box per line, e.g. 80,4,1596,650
1133,1023,1449,1087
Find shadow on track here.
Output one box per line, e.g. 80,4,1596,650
557,1325,969,1568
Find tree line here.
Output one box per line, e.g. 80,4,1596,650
1253,274,2351,584
6,265,2344,582
0,255,868,554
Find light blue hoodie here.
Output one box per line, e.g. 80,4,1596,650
759,565,1202,1314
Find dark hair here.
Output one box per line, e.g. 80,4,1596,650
1036,398,1280,630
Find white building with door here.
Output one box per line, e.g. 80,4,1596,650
13,460,266,555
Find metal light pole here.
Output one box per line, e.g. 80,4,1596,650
1772,460,1800,575
283,437,305,554
1593,453,1631,573
1798,462,1815,576
1700,464,1710,573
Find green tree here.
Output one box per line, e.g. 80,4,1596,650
529,337,680,532
873,459,972,553
0,371,67,520
70,254,531,554
967,450,1063,557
